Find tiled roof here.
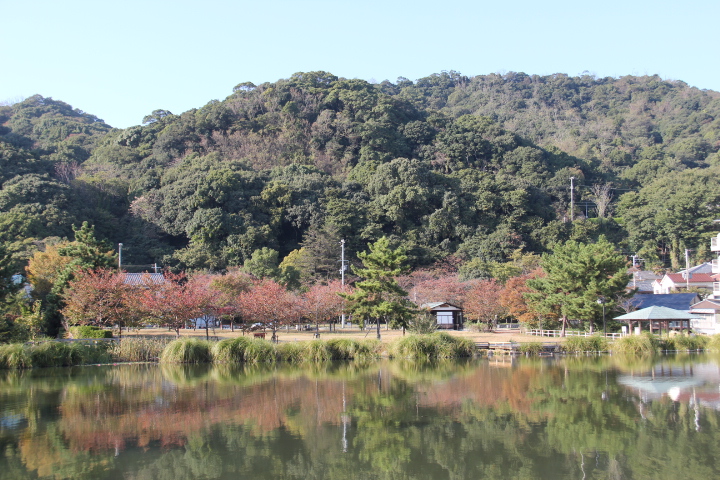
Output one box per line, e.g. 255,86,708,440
630,293,701,311
665,273,716,284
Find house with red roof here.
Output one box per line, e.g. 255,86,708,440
652,272,716,294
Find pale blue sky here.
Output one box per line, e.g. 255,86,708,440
2,0,718,128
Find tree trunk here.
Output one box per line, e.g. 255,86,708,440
561,315,567,337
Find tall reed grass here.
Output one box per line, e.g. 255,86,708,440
659,334,709,351
388,332,475,359
707,334,720,351
159,338,212,363
561,335,609,354
110,337,171,362
610,334,659,355
0,341,111,369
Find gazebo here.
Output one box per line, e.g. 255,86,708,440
614,306,702,335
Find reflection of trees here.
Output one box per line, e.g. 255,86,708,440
2,358,720,478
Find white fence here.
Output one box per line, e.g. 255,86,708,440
527,329,624,339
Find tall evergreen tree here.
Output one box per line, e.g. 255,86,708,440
341,237,413,339
526,238,630,336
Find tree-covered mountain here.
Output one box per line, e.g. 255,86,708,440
2,71,720,277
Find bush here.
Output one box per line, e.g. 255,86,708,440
407,312,438,334
562,335,609,354
69,325,113,339
110,337,170,362
611,334,659,355
160,338,213,363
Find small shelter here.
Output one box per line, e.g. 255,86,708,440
614,306,702,335
421,302,464,330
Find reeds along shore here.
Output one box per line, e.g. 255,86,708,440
2,333,720,369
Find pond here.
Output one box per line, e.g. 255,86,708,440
2,354,720,479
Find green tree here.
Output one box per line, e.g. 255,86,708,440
341,237,413,339
526,238,630,336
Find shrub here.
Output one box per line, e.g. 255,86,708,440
69,325,113,339
562,336,609,354
611,334,659,355
110,337,170,362
407,312,438,334
160,338,213,363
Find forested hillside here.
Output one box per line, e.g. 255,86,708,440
2,71,720,279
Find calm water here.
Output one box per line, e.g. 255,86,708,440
2,355,720,479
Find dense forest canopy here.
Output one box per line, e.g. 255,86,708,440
2,71,720,278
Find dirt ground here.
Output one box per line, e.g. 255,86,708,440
121,325,564,345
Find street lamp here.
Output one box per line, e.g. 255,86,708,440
597,297,607,337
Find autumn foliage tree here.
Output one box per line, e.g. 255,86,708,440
499,269,547,327
302,280,347,332
463,279,505,330
135,272,214,336
237,278,300,341
61,268,137,334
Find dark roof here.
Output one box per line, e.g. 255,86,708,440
420,302,462,311
629,293,701,311
124,273,165,285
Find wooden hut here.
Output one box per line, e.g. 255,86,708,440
421,302,464,330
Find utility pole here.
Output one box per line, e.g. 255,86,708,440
340,239,347,328
685,249,692,290
570,177,575,221
118,243,123,271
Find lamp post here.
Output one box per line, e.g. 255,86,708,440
597,297,607,337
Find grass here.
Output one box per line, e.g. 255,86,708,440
517,342,544,355
659,334,709,352
0,341,111,369
707,334,720,351
159,338,213,364
110,337,171,362
611,333,659,355
388,332,475,359
561,335,610,354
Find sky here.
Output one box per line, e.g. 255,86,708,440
2,0,719,129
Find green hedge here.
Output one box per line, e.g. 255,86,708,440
69,325,113,339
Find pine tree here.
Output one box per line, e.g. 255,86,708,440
526,238,630,336
342,237,414,339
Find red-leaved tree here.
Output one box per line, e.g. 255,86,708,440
61,268,138,335
463,279,506,331
302,280,347,332
135,272,214,336
237,278,300,341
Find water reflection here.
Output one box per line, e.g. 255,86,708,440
1,356,720,479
